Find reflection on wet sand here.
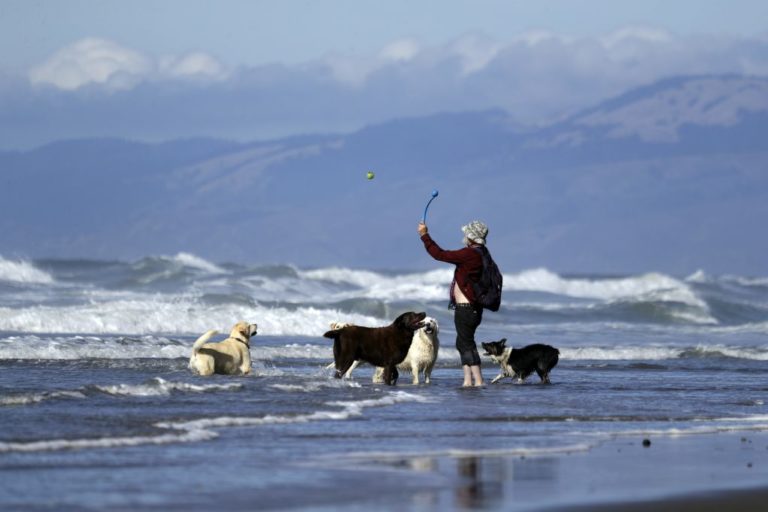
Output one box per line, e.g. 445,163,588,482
397,454,560,509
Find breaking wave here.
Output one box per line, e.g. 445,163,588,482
0,257,54,284
2,254,768,336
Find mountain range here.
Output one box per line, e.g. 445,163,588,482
1,74,767,275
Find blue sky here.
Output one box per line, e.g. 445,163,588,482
1,0,767,149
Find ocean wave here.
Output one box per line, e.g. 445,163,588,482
0,388,429,453
123,253,228,286
0,294,380,337
508,268,708,308
5,257,768,333
133,252,227,275
0,390,86,406
608,414,768,438
166,252,228,274
298,267,450,302
0,335,335,361
93,377,243,397
269,379,362,392
290,267,717,324
0,428,218,453
686,269,768,288
4,331,766,362
158,390,430,431
562,344,768,361
0,256,55,284
0,334,191,359
0,377,243,406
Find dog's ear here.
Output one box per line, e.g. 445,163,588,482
238,323,250,339
500,338,507,346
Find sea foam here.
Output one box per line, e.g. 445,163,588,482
0,377,244,406
0,389,430,454
508,268,707,308
94,377,243,397
165,252,228,274
0,294,380,336
0,256,54,284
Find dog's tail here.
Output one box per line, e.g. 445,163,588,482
192,330,219,354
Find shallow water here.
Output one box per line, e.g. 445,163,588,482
1,342,767,510
1,255,767,510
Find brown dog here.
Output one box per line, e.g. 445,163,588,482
323,312,426,385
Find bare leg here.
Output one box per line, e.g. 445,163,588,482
462,365,472,387
470,365,484,387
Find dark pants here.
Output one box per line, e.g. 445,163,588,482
454,304,483,366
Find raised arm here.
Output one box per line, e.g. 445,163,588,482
418,223,477,265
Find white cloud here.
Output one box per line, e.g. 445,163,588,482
29,38,151,90
160,52,228,80
600,26,673,47
29,38,227,90
324,38,421,86
448,33,502,74
379,38,421,62
510,30,569,46
322,53,378,86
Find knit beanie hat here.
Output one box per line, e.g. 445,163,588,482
462,220,488,245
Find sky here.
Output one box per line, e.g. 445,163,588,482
1,0,767,149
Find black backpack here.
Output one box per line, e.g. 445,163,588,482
471,246,503,312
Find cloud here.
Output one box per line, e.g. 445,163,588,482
28,38,227,91
159,52,228,80
29,38,151,90
600,26,673,47
447,33,503,74
379,38,421,62
5,29,768,148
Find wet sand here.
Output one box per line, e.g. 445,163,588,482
352,431,768,511
559,486,768,512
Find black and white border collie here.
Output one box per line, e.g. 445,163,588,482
481,339,559,384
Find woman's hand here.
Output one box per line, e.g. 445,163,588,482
417,222,428,236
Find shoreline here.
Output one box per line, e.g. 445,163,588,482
350,430,768,511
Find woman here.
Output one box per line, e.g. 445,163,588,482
418,220,489,387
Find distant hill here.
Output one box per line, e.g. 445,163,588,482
1,75,767,274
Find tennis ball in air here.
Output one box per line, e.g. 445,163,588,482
366,171,375,180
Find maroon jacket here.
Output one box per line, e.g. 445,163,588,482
420,233,483,307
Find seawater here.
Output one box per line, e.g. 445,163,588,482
0,254,767,510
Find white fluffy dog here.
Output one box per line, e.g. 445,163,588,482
189,321,258,376
327,317,440,384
